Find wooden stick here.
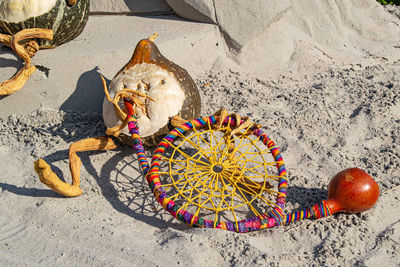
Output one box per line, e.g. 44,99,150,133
383,185,400,194
34,136,117,197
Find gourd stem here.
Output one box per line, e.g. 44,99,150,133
147,32,158,42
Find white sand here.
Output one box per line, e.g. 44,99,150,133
0,5,400,266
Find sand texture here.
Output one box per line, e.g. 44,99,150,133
0,3,400,267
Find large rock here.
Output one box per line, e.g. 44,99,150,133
90,0,171,14
214,0,292,50
166,0,291,50
165,0,216,24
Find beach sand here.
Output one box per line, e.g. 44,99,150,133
0,3,399,266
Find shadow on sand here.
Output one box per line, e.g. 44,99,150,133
1,140,186,231
60,66,109,114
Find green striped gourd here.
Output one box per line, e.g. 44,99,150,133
0,0,89,48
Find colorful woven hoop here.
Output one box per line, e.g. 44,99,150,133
130,115,288,233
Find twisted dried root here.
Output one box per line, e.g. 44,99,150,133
34,137,117,197
0,28,53,95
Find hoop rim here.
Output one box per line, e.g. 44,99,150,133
147,115,288,232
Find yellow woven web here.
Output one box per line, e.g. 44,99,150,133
156,118,282,223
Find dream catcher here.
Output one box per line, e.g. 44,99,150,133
34,34,379,233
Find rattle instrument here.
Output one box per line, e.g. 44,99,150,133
34,34,379,232
122,101,380,232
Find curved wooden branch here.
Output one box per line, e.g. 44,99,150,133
34,136,117,197
0,28,53,95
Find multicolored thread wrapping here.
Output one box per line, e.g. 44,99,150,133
282,200,332,225
127,115,149,174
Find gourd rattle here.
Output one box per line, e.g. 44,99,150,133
33,34,380,233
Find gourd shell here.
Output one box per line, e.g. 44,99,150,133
0,0,89,48
103,39,201,147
